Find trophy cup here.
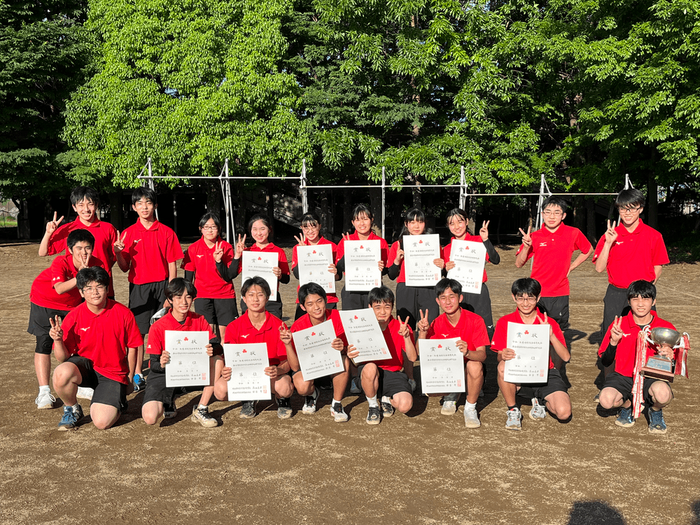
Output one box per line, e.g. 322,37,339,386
641,327,679,382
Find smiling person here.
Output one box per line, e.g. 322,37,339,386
114,187,184,392
50,267,142,431
416,279,489,427
515,196,592,333
181,212,239,339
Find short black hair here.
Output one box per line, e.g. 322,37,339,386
70,186,100,207
435,278,462,297
300,212,321,229
352,204,373,222
241,276,271,298
165,277,197,301
368,286,394,307
446,208,468,226
541,196,568,214
67,229,95,251
132,187,158,206
76,267,110,290
248,214,273,239
511,277,541,297
627,280,656,301
615,188,645,209
298,283,327,305
199,212,222,231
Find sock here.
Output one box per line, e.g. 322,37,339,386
332,399,341,406
507,405,517,411
367,395,378,407
198,404,207,410
464,401,477,411
39,385,50,394
72,403,81,411
381,395,391,404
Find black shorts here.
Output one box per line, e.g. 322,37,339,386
240,298,283,319
142,370,175,405
538,296,570,330
340,289,370,310
358,364,411,398
66,355,128,411
461,282,495,330
518,369,568,402
129,280,168,335
395,282,439,331
27,303,70,355
195,297,238,327
603,371,672,406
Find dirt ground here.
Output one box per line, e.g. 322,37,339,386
1,240,699,525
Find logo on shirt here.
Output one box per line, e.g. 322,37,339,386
241,334,250,339
615,241,623,246
539,242,547,247
197,255,204,258
79,327,90,332
133,239,142,244
441,333,450,338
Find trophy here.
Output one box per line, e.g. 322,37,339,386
641,327,680,382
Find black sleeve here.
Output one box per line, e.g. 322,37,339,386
228,258,241,280
484,239,500,265
336,256,345,275
209,336,223,357
279,272,290,285
292,264,300,279
184,270,194,283
216,260,232,282
387,263,401,280
599,343,617,367
150,354,164,373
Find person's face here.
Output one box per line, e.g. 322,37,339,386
371,301,393,323
302,293,326,321
170,291,194,318
437,288,462,315
513,293,539,316
618,204,643,227
251,220,270,244
73,198,97,223
447,215,468,239
405,218,425,236
352,213,372,236
242,285,269,312
69,241,93,265
301,222,321,243
80,281,108,308
132,198,156,220
541,205,565,230
629,295,655,318
200,219,219,242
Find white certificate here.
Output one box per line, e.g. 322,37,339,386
403,234,441,287
419,338,466,394
242,251,279,301
165,331,210,387
343,240,382,292
503,322,550,383
292,319,344,380
339,308,391,364
446,239,486,294
298,244,335,294
223,343,271,401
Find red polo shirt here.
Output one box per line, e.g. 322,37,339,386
336,232,388,266
369,317,413,372
291,237,339,304
147,311,215,356
121,220,183,285
516,224,592,296
426,309,490,356
491,309,565,370
592,220,669,288
30,254,106,310
61,300,143,384
181,237,236,299
442,235,490,283
291,309,348,346
598,311,676,378
224,311,287,365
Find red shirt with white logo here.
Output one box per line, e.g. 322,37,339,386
426,309,490,356
120,220,184,284
181,237,236,299
592,220,669,288
442,235,490,284
516,224,592,296
224,311,287,365
147,311,215,356
491,309,565,370
368,317,413,372
61,300,143,384
291,309,348,346
291,237,338,304
30,254,106,310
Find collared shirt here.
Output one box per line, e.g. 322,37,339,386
30,254,106,310
181,237,236,299
121,220,183,284
147,311,215,355
224,311,287,365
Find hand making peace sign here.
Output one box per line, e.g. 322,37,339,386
48,316,63,341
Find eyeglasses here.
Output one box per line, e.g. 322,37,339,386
619,206,642,214
542,210,563,217
83,285,107,293
201,226,219,231
515,296,537,303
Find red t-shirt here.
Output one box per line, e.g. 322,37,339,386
181,237,236,299
442,235,490,284
245,243,289,296
120,220,184,284
147,311,215,355
30,254,106,310
336,232,388,267
291,237,339,304
61,300,143,383
592,220,669,288
598,311,676,378
369,316,413,372
290,309,348,346
224,311,287,365
491,309,565,370
516,224,592,296
426,309,490,357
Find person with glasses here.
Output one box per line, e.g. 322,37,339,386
515,196,592,335
491,278,572,431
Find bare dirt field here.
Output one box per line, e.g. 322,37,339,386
1,240,698,525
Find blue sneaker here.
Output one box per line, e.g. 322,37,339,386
57,405,83,431
615,406,634,428
133,374,146,392
648,409,667,434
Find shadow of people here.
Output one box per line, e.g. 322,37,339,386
567,500,626,525
691,500,700,525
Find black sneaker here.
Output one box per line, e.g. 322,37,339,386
240,401,257,419
366,405,381,425
381,396,394,418
330,402,349,422
163,403,177,419
302,388,319,414
276,397,292,419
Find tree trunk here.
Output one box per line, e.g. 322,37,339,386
109,192,123,232
14,199,30,240
647,172,658,229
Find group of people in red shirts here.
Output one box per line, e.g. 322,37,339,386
28,185,679,435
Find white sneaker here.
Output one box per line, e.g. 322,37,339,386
76,387,94,400
330,402,349,422
302,388,319,414
464,406,481,428
35,391,56,409
441,400,457,415
505,407,522,430
529,398,547,420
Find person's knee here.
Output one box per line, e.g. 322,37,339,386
52,363,77,387
598,388,619,409
295,378,314,396
275,377,293,398
91,409,119,430
393,394,413,414
361,365,378,382
466,361,483,380
141,402,160,425
213,380,228,402
651,385,673,406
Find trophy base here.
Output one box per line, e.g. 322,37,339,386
641,356,675,383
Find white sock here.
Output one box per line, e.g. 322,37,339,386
381,395,391,404
464,401,477,412
39,385,50,394
198,404,207,410
367,395,378,407
72,403,81,411
332,399,341,406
